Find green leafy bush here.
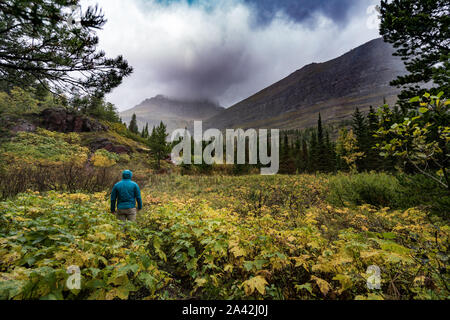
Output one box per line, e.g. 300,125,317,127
327,173,401,208
395,174,450,218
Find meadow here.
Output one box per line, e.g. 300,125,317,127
1,174,448,300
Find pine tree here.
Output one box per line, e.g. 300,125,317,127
317,113,324,146
316,113,330,172
280,133,295,174
352,108,369,171
0,0,133,95
379,0,449,105
141,123,149,138
148,122,170,169
366,106,383,171
128,114,139,134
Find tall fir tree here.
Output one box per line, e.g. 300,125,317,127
366,106,384,171
280,133,295,174
316,113,331,172
141,123,149,138
352,108,369,171
148,122,170,170
128,114,139,135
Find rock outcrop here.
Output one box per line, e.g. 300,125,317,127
88,137,131,154
9,119,37,133
40,108,107,133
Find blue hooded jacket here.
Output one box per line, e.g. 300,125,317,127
111,170,142,212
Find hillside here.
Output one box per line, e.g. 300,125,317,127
204,38,407,131
120,95,224,135
0,107,162,199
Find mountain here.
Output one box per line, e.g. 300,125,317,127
204,38,407,131
120,95,224,135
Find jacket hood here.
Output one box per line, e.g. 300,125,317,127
122,170,133,180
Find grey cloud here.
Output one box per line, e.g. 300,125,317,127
92,0,380,110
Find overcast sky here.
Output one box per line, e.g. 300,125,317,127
82,0,381,111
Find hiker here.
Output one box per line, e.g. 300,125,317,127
111,170,142,221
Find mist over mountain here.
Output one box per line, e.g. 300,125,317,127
204,38,407,131
120,95,224,135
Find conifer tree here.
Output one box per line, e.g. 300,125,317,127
366,106,383,171
316,113,331,172
141,123,149,138
128,114,139,135
352,108,369,171
308,131,318,173
280,133,295,174
379,0,449,104
148,122,170,169
0,0,133,95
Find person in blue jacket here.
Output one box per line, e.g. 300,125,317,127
111,170,142,221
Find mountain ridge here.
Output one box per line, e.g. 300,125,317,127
120,95,224,134
204,37,407,131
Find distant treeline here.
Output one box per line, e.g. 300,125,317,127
176,105,407,175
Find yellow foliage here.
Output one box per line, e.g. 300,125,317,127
311,275,331,296
229,240,246,258
92,153,116,168
242,276,268,296
0,174,448,300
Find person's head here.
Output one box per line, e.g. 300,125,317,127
122,170,133,180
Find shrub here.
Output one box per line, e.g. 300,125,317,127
91,149,119,168
118,154,131,164
395,174,450,218
327,172,401,208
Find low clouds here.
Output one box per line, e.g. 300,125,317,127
83,0,381,110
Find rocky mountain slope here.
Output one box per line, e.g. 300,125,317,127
120,95,224,135
204,38,407,131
